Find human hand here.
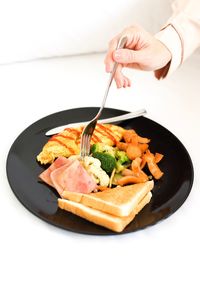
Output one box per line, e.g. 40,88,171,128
104,25,172,88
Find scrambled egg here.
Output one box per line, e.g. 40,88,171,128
37,124,124,164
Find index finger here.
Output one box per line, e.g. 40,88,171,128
104,34,121,72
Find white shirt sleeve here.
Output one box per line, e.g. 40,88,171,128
154,0,200,79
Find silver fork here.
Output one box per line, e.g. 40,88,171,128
80,36,127,158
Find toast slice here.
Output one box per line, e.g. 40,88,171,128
62,181,154,217
58,192,152,232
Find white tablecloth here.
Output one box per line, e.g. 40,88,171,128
0,52,199,300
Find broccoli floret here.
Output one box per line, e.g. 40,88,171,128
115,160,125,173
115,151,131,173
92,152,116,174
116,150,130,164
91,143,116,157
90,143,103,154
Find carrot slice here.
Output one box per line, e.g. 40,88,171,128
126,144,142,160
140,156,147,169
148,162,163,179
121,169,135,176
154,153,164,164
116,141,128,151
120,157,148,186
143,150,164,179
123,130,138,144
137,136,151,144
138,143,149,153
117,174,148,186
95,186,111,191
131,157,142,173
123,129,150,144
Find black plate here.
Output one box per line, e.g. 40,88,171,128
6,107,194,235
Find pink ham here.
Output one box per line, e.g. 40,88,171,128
39,157,73,187
50,159,97,196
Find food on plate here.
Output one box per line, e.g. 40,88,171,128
61,180,154,217
39,157,97,195
82,156,110,187
37,123,124,164
38,122,164,232
58,181,153,232
142,150,164,179
92,152,116,174
39,156,71,187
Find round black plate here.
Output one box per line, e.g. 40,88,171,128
6,107,194,235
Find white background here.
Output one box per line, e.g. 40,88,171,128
0,0,171,64
0,1,200,300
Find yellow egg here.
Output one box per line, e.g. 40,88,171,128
37,124,125,164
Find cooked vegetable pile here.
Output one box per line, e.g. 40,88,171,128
86,128,164,189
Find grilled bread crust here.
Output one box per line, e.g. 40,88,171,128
62,181,154,217
58,192,152,232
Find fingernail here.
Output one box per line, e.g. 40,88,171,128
106,64,112,72
116,80,123,89
116,81,121,88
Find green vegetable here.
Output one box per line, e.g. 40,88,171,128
115,150,130,164
115,161,131,173
92,152,116,174
91,143,116,157
91,143,103,154
115,150,131,173
112,173,123,185
115,160,126,173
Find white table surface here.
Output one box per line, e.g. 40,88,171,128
1,52,200,300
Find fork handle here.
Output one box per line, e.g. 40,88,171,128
96,36,128,119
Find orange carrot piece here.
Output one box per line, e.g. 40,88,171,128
138,143,149,153
123,130,138,144
116,141,128,151
95,186,111,191
120,157,148,185
143,150,164,179
137,136,151,144
123,129,150,144
117,174,148,186
140,156,147,169
147,162,163,179
131,157,142,173
121,169,135,176
154,152,164,164
126,144,142,160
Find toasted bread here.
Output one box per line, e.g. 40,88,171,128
62,181,154,217
58,192,152,232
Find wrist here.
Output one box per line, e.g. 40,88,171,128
154,24,182,78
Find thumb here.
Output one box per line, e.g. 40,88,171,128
113,49,143,64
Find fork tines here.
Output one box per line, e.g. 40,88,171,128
80,119,98,158
80,133,91,158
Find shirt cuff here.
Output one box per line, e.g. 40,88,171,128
154,24,183,79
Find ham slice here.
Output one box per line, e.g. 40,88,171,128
39,156,73,187
50,160,97,195
39,156,97,195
